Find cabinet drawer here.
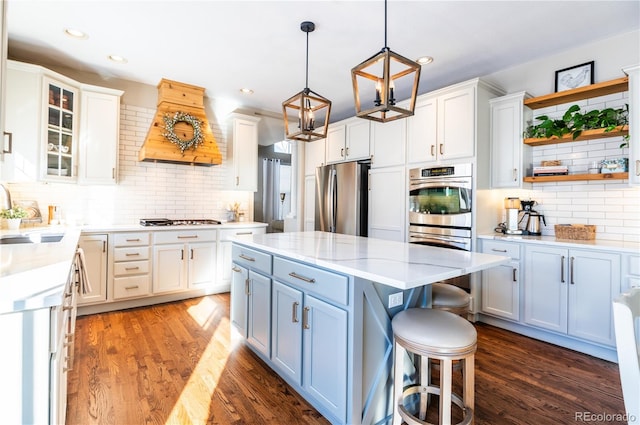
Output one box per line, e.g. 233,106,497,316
273,256,348,306
232,244,272,275
154,229,217,244
113,260,149,276
482,240,520,259
220,226,266,241
113,232,150,247
113,275,151,299
114,246,150,262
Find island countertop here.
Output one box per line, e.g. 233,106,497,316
230,231,509,289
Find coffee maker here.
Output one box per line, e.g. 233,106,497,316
520,199,546,235
503,197,522,234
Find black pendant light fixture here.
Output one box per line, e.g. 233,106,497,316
351,0,421,123
282,21,331,142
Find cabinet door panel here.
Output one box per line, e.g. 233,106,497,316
271,281,303,385
481,261,519,321
568,251,620,345
247,271,271,357
153,244,185,293
79,90,119,184
303,295,347,423
368,166,405,242
438,86,474,160
345,119,370,160
406,97,437,164
188,242,216,288
371,119,405,168
524,246,567,333
304,175,315,231
77,234,107,304
325,125,346,163
230,264,248,336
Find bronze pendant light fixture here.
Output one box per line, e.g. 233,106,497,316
282,21,332,142
351,0,421,123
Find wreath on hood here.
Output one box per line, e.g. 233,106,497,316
162,112,204,153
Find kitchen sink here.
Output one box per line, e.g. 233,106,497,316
0,232,65,244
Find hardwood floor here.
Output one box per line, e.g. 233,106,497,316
67,294,625,425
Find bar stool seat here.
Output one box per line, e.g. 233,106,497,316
392,308,477,425
431,282,471,317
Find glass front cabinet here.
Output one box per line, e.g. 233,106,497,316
44,77,77,180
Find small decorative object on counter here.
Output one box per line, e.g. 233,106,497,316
555,224,596,240
1,205,28,230
600,158,629,173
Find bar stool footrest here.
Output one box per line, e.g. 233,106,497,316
398,384,473,425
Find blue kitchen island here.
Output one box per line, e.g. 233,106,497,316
230,231,508,425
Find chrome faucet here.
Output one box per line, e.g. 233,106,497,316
0,184,12,211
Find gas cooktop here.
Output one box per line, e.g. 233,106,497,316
140,218,222,226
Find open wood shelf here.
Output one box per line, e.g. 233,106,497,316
523,77,629,109
523,172,628,183
524,126,629,146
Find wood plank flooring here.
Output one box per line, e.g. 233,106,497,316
66,294,625,425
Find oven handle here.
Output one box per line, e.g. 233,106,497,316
410,179,472,189
409,235,470,250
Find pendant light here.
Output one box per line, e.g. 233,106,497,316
351,0,421,123
282,21,332,142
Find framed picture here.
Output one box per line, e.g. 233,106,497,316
555,61,594,92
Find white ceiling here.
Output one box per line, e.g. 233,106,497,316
6,1,640,123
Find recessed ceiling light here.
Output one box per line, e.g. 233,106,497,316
64,28,88,39
240,88,254,95
108,55,128,64
416,56,434,65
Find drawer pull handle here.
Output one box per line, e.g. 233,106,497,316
245,278,250,295
125,285,139,290
289,272,316,284
570,256,575,285
236,232,253,235
492,248,508,253
513,268,517,282
292,301,299,323
232,266,241,273
239,254,256,262
561,256,566,283
125,253,140,257
302,306,310,329
126,238,140,242
178,235,198,239
125,266,139,271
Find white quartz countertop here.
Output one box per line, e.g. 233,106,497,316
80,221,267,233
478,233,640,254
0,227,81,315
231,231,510,290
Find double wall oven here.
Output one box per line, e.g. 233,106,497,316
408,163,473,291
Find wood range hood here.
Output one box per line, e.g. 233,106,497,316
139,79,222,166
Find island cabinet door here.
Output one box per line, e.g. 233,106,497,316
230,263,248,336
247,271,271,357
303,294,347,423
271,281,303,386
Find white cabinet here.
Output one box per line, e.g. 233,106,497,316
304,137,325,176
524,245,620,346
406,79,501,166
0,0,7,164
44,76,78,181
303,174,315,231
489,92,532,188
2,61,44,181
78,85,123,184
406,95,436,165
271,280,303,384
368,165,406,242
153,230,217,294
480,240,520,321
78,233,108,304
227,114,260,191
112,232,151,300
625,65,640,185
325,118,370,163
622,253,640,290
370,118,406,168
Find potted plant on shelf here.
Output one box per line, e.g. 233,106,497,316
1,205,28,230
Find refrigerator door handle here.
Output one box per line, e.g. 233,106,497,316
329,168,337,232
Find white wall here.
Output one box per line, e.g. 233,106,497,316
478,30,640,243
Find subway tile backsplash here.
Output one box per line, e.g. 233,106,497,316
7,104,254,226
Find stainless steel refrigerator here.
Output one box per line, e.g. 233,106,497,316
315,161,369,236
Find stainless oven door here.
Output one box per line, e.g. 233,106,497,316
408,179,472,228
